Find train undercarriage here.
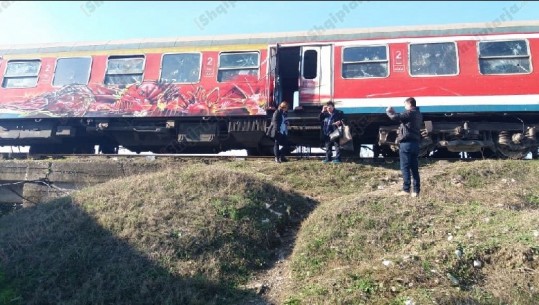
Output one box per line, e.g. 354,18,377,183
0,117,269,155
377,116,539,160
1,112,538,160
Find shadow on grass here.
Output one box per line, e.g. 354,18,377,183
0,198,265,305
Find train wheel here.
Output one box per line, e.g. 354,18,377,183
419,144,435,157
496,145,531,160
73,143,96,154
30,143,94,154
96,136,119,154
340,138,361,158
246,147,260,156
29,144,56,154
466,148,498,159
99,143,119,154
247,144,273,156
430,148,461,159
532,147,539,159
372,144,382,158
373,144,399,158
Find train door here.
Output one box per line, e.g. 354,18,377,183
267,47,278,109
270,45,300,110
299,45,332,106
271,44,333,110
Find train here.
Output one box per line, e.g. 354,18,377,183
1,20,539,159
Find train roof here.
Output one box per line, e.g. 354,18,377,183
1,20,539,55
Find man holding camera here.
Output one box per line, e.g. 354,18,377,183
386,97,423,197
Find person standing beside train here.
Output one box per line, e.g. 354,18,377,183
320,101,345,164
266,101,290,163
386,97,423,197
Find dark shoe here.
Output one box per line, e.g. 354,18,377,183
332,159,342,164
280,156,289,162
275,157,281,163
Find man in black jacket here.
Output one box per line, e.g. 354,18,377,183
386,97,423,197
320,101,345,163
266,101,290,163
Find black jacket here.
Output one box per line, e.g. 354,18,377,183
320,109,344,136
386,107,423,143
266,109,287,138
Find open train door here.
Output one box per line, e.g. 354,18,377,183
299,45,333,107
267,45,279,109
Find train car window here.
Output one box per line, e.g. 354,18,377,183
160,53,201,83
342,45,388,78
2,60,41,88
303,50,318,79
478,40,531,75
52,57,92,86
410,42,458,76
104,55,145,85
217,52,259,82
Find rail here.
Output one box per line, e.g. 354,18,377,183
0,151,506,163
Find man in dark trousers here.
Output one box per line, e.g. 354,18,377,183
320,101,345,163
386,97,423,197
266,101,290,163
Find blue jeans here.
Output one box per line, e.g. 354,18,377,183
274,133,289,158
399,141,420,193
324,135,341,161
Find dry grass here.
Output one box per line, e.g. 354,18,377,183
0,162,314,305
285,160,539,305
1,159,538,305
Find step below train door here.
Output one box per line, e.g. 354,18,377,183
299,45,333,107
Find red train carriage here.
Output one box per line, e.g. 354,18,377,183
273,21,539,159
1,21,539,158
0,39,271,154
335,29,539,159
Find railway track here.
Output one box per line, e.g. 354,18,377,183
0,151,502,163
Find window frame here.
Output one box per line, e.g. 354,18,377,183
408,41,460,78
477,39,532,75
2,59,42,89
51,56,93,87
302,49,318,80
341,44,390,79
104,55,146,86
217,51,260,83
159,52,202,84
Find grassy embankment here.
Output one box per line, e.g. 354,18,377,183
1,159,538,304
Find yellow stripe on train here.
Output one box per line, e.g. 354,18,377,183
0,44,268,59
